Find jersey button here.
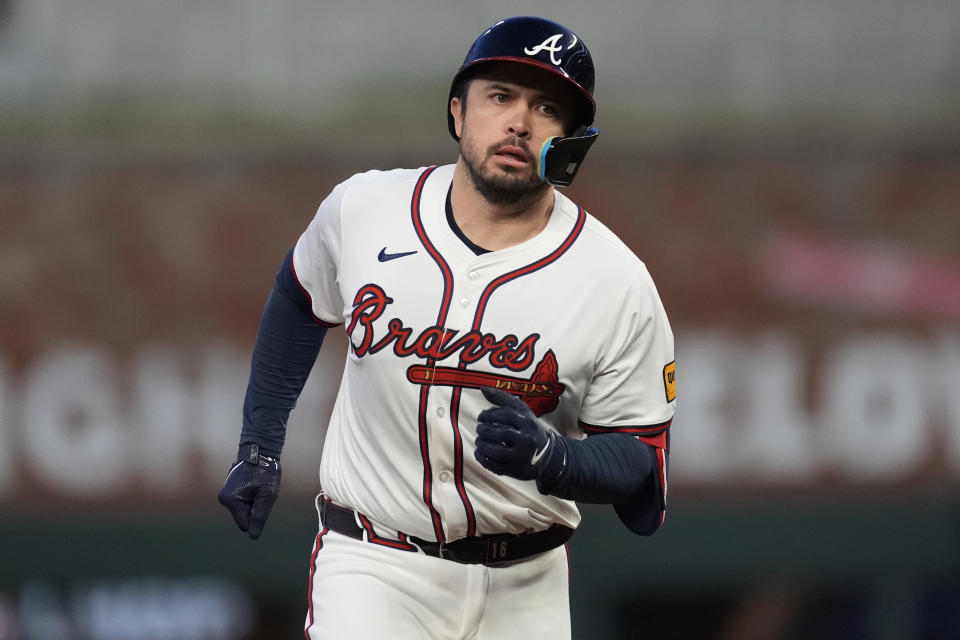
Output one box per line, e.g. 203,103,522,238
467,271,479,280
437,406,446,417
460,298,470,308
439,471,452,483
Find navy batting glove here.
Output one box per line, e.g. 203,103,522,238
217,443,281,540
475,387,566,482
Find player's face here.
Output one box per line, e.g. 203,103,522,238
451,64,574,205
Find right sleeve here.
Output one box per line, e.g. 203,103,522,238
239,249,336,457
291,180,350,324
237,177,353,457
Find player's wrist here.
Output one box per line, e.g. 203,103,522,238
237,442,281,465
534,433,568,493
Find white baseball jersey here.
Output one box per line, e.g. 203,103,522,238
293,164,675,543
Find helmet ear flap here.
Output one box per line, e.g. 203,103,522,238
537,127,599,187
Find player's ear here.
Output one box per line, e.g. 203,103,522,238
450,96,464,139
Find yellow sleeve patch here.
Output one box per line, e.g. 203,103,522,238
663,361,677,403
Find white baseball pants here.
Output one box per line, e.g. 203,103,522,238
303,527,571,640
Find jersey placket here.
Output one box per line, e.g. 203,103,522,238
426,266,487,541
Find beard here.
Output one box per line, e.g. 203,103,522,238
460,134,549,206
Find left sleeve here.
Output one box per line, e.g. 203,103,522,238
579,267,676,535
614,430,670,535
538,427,670,536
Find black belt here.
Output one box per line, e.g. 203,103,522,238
319,499,573,566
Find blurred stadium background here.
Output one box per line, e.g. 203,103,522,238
1,1,959,638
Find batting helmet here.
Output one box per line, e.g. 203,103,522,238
448,16,599,187
448,16,596,139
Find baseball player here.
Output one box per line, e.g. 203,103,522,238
218,16,675,640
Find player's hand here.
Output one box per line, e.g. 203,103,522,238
217,443,281,540
474,387,564,481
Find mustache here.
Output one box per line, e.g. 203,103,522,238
487,137,533,159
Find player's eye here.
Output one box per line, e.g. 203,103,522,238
491,93,509,104
539,103,561,119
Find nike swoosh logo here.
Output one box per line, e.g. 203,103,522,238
378,248,418,262
530,439,551,466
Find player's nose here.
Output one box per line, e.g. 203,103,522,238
505,102,532,139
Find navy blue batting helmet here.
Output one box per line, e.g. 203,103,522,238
447,16,597,141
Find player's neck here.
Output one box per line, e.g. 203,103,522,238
450,161,555,252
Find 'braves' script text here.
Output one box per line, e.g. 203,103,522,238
347,284,538,371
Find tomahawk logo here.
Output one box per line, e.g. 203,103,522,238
523,33,577,66
407,350,566,416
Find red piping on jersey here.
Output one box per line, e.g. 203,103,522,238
446,386,476,536
303,528,329,639
455,205,588,536
472,206,587,322
658,429,671,519
642,429,669,527
409,165,452,542
578,417,673,437
410,166,479,540
291,256,341,328
655,446,668,527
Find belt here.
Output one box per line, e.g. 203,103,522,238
319,499,573,566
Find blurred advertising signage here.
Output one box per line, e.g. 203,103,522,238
672,330,959,485
0,331,958,500
761,231,960,321
0,578,253,640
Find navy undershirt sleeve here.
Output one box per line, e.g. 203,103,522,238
239,248,328,457
537,433,663,535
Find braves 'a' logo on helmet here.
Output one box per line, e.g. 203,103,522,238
523,33,578,66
